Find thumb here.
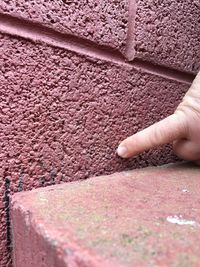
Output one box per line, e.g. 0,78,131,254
117,113,187,158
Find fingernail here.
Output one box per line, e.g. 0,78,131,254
117,146,128,158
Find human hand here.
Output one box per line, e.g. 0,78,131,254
117,72,200,161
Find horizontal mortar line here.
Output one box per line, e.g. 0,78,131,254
0,13,195,85
0,13,126,65
133,59,194,84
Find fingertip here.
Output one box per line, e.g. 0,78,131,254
117,145,129,158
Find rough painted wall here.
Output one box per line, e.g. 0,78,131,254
0,0,199,265
1,0,199,71
135,0,200,72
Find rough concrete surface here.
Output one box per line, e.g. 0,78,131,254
135,0,200,73
0,32,191,265
0,0,200,72
0,0,129,55
11,163,200,267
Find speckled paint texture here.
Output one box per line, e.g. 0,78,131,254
0,0,129,56
11,163,200,267
0,0,199,265
135,0,200,73
0,0,200,71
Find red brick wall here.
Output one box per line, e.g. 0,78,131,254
0,1,199,265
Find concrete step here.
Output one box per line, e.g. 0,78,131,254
11,163,200,267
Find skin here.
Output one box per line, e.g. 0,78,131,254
117,71,200,162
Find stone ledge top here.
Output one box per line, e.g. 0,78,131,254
11,163,200,267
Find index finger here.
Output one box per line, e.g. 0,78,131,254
117,113,187,158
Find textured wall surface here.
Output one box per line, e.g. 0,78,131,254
11,163,200,267
1,0,200,71
135,0,200,73
0,0,129,55
0,0,199,266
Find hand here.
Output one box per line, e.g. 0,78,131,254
117,72,200,161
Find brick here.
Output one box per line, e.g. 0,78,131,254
0,0,129,55
135,0,200,73
0,0,199,73
11,163,200,267
0,32,191,264
0,32,190,187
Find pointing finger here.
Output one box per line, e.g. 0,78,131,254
117,113,187,158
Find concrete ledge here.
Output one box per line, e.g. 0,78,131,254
11,163,200,267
